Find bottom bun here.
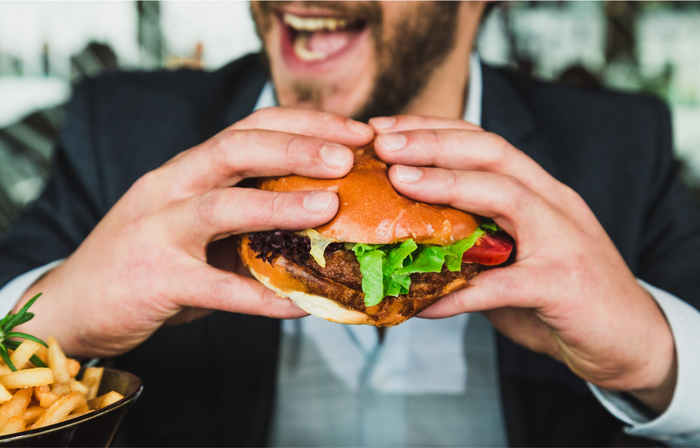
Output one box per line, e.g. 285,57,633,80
253,271,375,325
239,234,482,326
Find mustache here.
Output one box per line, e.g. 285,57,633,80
254,1,382,26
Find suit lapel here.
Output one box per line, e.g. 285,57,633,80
222,54,268,128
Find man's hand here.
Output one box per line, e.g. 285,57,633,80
370,115,677,414
15,108,374,358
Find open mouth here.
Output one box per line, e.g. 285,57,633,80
279,11,369,65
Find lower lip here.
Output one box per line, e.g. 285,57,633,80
278,15,370,73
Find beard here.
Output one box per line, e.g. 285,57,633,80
251,1,461,122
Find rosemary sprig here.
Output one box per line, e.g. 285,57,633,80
0,293,48,371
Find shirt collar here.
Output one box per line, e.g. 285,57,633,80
253,53,483,126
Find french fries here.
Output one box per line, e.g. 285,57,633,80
30,392,86,430
0,389,32,429
47,337,70,390
0,368,53,390
0,417,25,436
80,367,103,400
10,340,42,371
20,406,44,426
0,337,124,437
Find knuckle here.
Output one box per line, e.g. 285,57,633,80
247,191,288,225
500,177,530,215
212,129,245,174
196,191,221,228
443,168,458,189
283,135,308,165
561,184,587,209
426,128,442,146
258,287,279,311
484,132,511,168
236,107,275,129
265,191,286,217
208,277,234,305
320,109,342,124
132,169,160,194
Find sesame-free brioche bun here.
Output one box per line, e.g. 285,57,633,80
259,143,480,245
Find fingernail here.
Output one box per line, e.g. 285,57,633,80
346,119,372,136
370,116,396,129
320,144,352,169
395,165,423,183
303,191,333,214
376,133,407,152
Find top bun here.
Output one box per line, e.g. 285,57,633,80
260,142,479,245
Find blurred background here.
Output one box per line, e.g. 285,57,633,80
1,1,700,232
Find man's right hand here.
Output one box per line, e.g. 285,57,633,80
13,107,374,358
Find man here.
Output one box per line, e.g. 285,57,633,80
0,1,698,446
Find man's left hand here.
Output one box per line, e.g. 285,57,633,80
370,115,677,415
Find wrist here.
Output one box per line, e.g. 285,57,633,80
628,348,677,415
617,292,677,414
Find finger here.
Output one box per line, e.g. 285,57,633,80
233,107,374,144
418,267,558,357
418,265,540,316
157,129,355,197
369,115,482,134
481,308,560,359
177,263,309,319
172,188,339,245
376,129,598,229
388,165,562,250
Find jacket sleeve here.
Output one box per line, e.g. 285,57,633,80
0,79,105,288
636,99,700,310
592,99,700,443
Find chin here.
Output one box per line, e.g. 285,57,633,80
258,4,379,117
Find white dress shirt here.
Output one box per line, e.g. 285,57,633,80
1,53,699,445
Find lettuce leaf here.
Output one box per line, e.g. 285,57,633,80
479,218,500,234
352,247,386,307
348,226,489,307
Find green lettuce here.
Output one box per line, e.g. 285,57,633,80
348,224,491,307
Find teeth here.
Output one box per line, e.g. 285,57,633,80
283,13,348,32
293,34,327,61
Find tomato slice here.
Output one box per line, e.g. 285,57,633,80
463,233,514,266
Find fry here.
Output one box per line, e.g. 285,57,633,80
51,383,70,396
0,337,122,437
47,337,70,387
33,385,49,402
30,392,86,429
0,388,32,429
72,404,89,414
87,391,123,410
99,391,123,408
0,415,25,436
21,406,44,426
39,392,59,409
9,340,42,371
80,367,103,400
67,359,80,378
0,368,53,389
0,384,12,405
33,346,48,366
63,409,91,421
69,378,88,395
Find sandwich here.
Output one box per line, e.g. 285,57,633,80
238,142,513,326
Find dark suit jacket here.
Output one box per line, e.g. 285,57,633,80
1,54,699,446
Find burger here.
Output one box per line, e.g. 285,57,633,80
239,142,513,326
